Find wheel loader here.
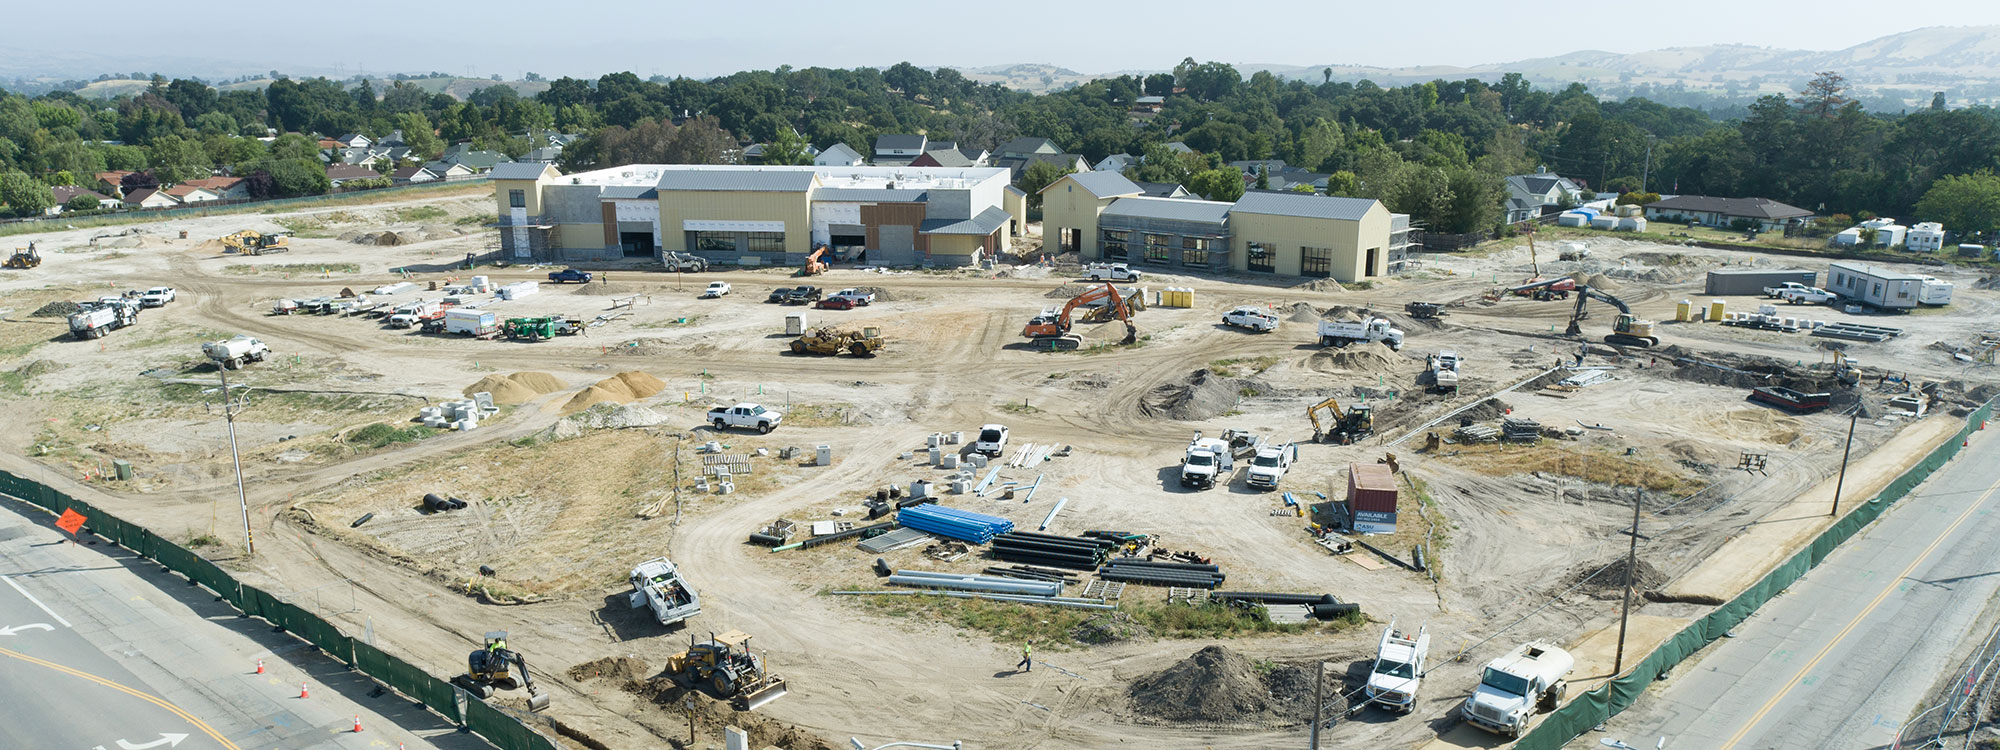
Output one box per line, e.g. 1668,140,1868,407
789,326,883,356
451,631,551,711
665,630,789,710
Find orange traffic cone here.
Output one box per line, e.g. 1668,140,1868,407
352,715,362,733
255,659,264,675
299,683,309,699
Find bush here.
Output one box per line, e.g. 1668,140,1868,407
346,423,430,449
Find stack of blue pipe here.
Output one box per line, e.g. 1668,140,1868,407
897,504,1014,543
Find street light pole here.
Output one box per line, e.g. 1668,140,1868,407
216,367,254,556
1831,402,1861,517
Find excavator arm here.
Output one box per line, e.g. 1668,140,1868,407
801,244,829,276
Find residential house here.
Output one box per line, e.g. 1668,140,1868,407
995,137,1061,161
956,146,990,166
46,185,119,214
316,138,344,150
437,144,510,173
391,165,440,185
1134,182,1190,199
1643,195,1814,232
122,188,179,209
1163,142,1194,156
325,164,384,186
1502,167,1587,223
909,148,978,168
423,161,479,180
1095,153,1138,173
872,134,927,166
94,171,136,197
1012,152,1091,177
162,184,223,204
1133,95,1165,112
814,142,866,167
181,176,251,201
335,133,371,149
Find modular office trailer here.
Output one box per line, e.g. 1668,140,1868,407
1827,261,1923,310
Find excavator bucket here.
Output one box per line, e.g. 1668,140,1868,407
525,689,552,712
735,674,788,710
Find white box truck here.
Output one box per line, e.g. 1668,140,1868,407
444,308,498,337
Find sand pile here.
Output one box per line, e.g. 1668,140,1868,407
542,403,670,441
1045,283,1092,299
1128,646,1324,724
566,655,648,683
194,238,228,253
1282,302,1321,323
560,371,666,413
571,282,650,296
1292,277,1347,293
1581,272,1617,290
1561,557,1667,600
851,285,897,302
1305,347,1411,375
30,300,82,318
1139,369,1255,421
464,372,565,404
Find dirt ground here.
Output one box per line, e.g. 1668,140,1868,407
5,197,1998,749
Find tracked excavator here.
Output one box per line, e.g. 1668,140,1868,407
799,243,829,276
1307,396,1373,444
452,632,551,711
1509,276,1658,347
1023,282,1140,351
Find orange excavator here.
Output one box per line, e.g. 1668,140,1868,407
799,244,829,276
1023,282,1138,351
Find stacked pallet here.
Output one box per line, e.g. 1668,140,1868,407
989,532,1117,570
897,505,1014,543
1098,559,1226,588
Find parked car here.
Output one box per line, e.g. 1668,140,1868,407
815,296,857,310
547,268,592,284
1780,287,1837,305
708,403,782,433
766,286,799,303
784,286,822,305
702,281,731,298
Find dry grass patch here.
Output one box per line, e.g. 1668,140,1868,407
1444,441,1698,493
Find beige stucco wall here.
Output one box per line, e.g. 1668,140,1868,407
493,178,546,217
657,189,814,253
1229,202,1390,282
928,233,985,258
1040,175,1132,258
1004,189,1027,233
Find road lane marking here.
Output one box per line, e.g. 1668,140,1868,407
1721,474,2000,749
1,574,73,627
0,622,55,636
0,645,239,750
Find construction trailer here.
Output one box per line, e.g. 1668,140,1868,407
1704,268,1816,297
1345,463,1399,534
1827,261,1924,310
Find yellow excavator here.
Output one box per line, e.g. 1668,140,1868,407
1307,396,1373,444
665,630,789,710
451,632,551,711
4,242,40,269
220,230,291,255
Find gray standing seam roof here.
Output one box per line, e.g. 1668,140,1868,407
1101,196,1232,224
813,188,929,203
1050,171,1144,198
1230,191,1378,221
921,206,1012,235
654,170,818,192
875,134,927,152
489,162,552,180
601,186,658,199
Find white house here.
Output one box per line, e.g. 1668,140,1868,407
162,184,222,204
336,133,371,149
872,134,927,166
814,142,865,167
1502,167,1587,223
1095,153,1138,173
1907,222,1946,252
391,165,439,184
181,176,251,201
122,188,179,209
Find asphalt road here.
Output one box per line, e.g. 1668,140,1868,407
1593,424,2000,749
0,496,488,750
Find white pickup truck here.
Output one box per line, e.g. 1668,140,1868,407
708,403,782,433
1461,641,1573,738
1318,317,1405,350
1243,442,1297,490
1365,619,1429,714
973,423,1010,456
1179,432,1235,489
1779,286,1837,305
627,557,701,626
828,288,876,306
1221,305,1279,332
1084,262,1142,282
1762,281,1811,298
139,287,177,307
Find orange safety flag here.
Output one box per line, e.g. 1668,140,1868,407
54,508,86,536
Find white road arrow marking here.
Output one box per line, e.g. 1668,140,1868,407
114,733,189,750
0,623,54,636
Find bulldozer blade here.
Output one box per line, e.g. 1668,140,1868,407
736,678,788,711
526,690,552,712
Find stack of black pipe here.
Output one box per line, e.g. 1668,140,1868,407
1098,559,1225,588
988,532,1116,570
1211,591,1360,620
981,565,1083,585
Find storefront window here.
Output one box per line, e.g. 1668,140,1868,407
1247,242,1275,273
1301,246,1332,278
1144,233,1172,264
745,231,785,254
693,231,736,253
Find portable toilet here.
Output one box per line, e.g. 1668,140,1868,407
1708,299,1726,322
1675,300,1693,322
785,313,807,336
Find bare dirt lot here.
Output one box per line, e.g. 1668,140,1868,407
5,196,1997,749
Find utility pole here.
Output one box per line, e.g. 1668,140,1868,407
1831,402,1861,517
215,367,254,556
1640,136,1655,194
1614,490,1641,676
1309,660,1324,749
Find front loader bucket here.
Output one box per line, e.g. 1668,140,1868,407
526,690,552,712
734,676,788,711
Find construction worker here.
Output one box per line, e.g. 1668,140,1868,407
489,636,508,656
1017,640,1033,672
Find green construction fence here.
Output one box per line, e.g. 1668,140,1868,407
1518,396,1997,749
0,470,557,750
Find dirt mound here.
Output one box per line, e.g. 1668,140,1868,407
1139,369,1251,421
1459,398,1512,422
1561,556,1667,600
851,286,897,302
543,403,671,441
464,372,565,404
569,282,649,296
12,360,65,378
1045,283,1092,299
1128,646,1320,724
30,300,82,318
1305,347,1411,375
1072,612,1149,644
350,231,401,246
1976,275,2000,291
1581,272,1617,290
1292,277,1347,293
394,230,425,244
194,239,228,253
560,371,665,413
624,677,838,750
567,655,647,683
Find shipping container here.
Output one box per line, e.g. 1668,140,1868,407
1346,463,1399,514
1704,269,1816,297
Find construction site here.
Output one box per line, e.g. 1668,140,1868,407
3,188,1998,749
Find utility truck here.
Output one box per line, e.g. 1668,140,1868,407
627,557,701,626
1429,350,1461,394
1243,442,1298,490
1221,306,1279,332
1318,317,1404,350
1179,432,1235,489
387,301,445,328
708,403,782,434
202,335,270,370
1365,619,1429,714
67,299,140,340
1779,286,1837,305
1084,262,1142,282
1460,642,1573,738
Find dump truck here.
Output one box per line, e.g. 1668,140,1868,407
1179,432,1235,489
1429,350,1461,394
1243,442,1298,491
1460,642,1573,738
665,630,788,710
67,299,139,340
202,335,271,370
789,326,882,356
1404,301,1446,320
1318,317,1404,350
1365,619,1429,714
628,557,701,626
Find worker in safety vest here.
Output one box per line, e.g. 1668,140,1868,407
1017,640,1033,672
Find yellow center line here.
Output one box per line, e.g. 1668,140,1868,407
0,644,241,750
1720,469,2000,749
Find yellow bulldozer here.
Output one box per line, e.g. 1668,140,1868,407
666,630,789,710
4,243,40,269
790,326,884,356
220,230,291,255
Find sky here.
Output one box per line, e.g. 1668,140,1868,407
11,0,2000,80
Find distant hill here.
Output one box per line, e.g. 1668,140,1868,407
65,76,550,101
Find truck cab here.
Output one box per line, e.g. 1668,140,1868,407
1084,263,1141,282
1222,306,1279,332
1461,642,1573,738
1243,442,1297,490
1365,620,1428,714
973,424,1010,456
1179,433,1235,489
